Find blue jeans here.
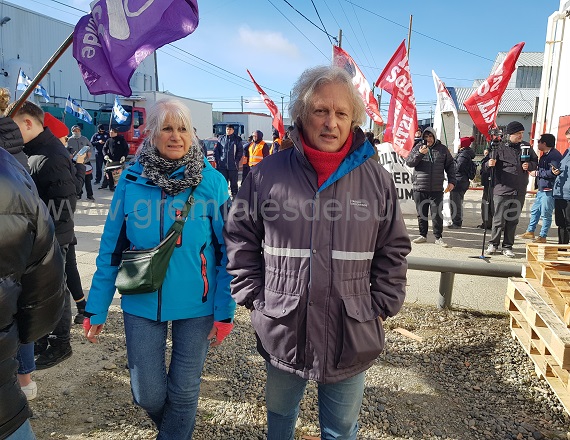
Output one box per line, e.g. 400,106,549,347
16,343,35,374
123,312,213,440
527,190,554,238
265,362,365,440
6,420,36,440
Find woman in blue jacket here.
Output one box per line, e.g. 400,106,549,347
83,98,235,439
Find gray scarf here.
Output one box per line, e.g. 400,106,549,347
138,139,203,195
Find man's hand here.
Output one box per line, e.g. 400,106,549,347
444,183,455,193
522,162,529,171
419,145,428,155
488,159,496,167
104,155,110,162
75,153,86,164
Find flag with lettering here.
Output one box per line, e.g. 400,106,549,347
432,70,460,152
375,40,417,158
73,0,199,96
333,45,383,126
464,42,525,140
246,69,284,138
65,95,93,124
16,70,51,102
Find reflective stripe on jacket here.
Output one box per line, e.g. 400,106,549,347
248,141,268,166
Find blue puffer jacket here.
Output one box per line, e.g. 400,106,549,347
86,159,236,325
553,149,570,200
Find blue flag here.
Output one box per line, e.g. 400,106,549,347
17,70,50,102
65,95,93,124
113,97,129,124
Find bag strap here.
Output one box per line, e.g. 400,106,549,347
166,187,196,235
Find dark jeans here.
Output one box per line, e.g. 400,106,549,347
84,173,93,198
489,194,525,249
95,152,104,183
38,244,71,347
481,184,494,228
65,243,86,309
242,164,250,184
554,198,570,244
449,188,467,226
218,168,239,197
412,190,444,239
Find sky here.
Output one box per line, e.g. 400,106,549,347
13,0,561,123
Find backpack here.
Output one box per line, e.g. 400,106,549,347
467,159,477,180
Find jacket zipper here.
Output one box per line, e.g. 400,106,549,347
157,189,166,321
200,243,209,303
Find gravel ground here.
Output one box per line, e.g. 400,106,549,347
28,303,570,440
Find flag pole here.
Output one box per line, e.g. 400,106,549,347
7,33,73,117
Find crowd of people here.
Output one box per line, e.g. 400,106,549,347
1,63,570,440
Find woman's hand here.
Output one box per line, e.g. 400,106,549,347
207,322,234,347
83,318,104,343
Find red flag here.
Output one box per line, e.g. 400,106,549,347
464,42,525,140
333,46,383,126
375,41,417,158
246,70,285,138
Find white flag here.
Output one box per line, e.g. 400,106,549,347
113,97,129,124
432,70,460,152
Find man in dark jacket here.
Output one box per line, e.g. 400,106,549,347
405,127,456,247
101,127,129,191
214,124,243,198
0,147,65,440
9,100,85,369
91,124,109,184
516,133,562,243
68,124,95,201
224,65,410,439
484,120,538,257
449,136,476,228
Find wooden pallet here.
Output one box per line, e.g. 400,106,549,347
527,243,570,264
523,244,570,325
510,325,570,415
506,278,570,369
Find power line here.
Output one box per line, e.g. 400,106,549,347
335,0,371,67
342,0,494,62
280,0,336,43
310,0,333,46
265,0,330,61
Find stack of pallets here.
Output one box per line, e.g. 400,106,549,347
506,243,570,414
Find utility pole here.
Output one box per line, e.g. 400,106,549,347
281,96,284,118
338,29,342,48
241,96,244,112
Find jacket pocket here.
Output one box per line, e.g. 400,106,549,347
251,289,300,364
336,294,384,369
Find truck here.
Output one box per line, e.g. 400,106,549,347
94,91,213,156
213,111,274,141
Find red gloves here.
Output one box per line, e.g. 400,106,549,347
214,321,234,343
82,317,91,331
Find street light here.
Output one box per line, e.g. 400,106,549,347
0,17,11,26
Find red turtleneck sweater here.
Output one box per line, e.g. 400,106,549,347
301,131,353,187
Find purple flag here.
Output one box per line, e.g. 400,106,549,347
73,0,199,96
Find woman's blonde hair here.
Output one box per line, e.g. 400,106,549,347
145,98,197,146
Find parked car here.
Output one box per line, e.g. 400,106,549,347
202,137,217,169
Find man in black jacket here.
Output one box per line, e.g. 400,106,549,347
100,127,129,191
406,127,456,247
8,100,85,369
91,124,109,184
214,124,243,198
484,121,538,258
0,147,65,439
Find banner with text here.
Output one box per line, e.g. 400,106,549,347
375,40,417,158
464,42,525,140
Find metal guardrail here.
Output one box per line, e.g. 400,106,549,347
407,256,522,309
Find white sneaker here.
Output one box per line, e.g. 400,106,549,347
21,381,37,401
412,236,427,244
486,244,497,255
502,248,515,258
434,238,449,248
